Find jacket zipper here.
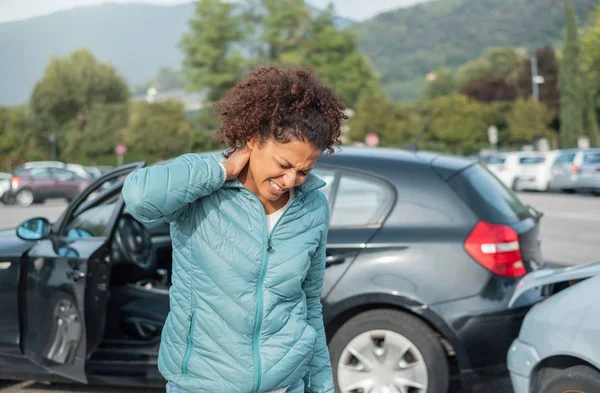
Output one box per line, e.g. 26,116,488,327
251,193,299,393
182,311,196,375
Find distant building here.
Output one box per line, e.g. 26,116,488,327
132,88,209,117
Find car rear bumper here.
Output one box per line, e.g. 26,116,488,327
431,281,544,386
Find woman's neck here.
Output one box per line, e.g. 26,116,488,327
239,165,289,214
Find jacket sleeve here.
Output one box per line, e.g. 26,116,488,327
302,210,334,393
122,153,226,224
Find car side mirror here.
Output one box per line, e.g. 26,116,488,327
16,217,51,240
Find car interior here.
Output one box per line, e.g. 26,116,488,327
62,174,174,361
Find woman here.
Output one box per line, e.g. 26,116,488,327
122,66,347,393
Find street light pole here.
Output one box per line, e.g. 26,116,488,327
531,55,539,102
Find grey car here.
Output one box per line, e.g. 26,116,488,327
507,262,600,393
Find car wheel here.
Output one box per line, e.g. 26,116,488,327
15,189,34,207
329,309,449,393
539,365,600,393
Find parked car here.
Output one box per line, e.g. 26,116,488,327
0,171,12,203
514,151,560,192
5,165,92,206
482,151,546,190
507,262,600,393
549,148,600,193
575,150,600,195
0,147,546,392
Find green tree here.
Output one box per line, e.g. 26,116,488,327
580,6,600,146
29,49,130,160
126,100,193,161
300,6,379,108
429,94,489,155
179,0,250,102
456,57,493,88
348,91,395,144
256,0,312,64
63,102,129,163
0,106,34,170
487,47,527,81
558,0,586,148
507,98,555,145
423,68,457,100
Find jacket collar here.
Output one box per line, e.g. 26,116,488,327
214,153,326,195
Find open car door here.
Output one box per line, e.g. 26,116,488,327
18,161,145,383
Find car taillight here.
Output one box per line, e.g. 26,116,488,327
464,221,526,278
10,177,20,189
572,164,579,174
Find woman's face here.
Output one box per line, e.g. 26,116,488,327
245,137,322,203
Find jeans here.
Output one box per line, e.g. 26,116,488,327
166,379,305,393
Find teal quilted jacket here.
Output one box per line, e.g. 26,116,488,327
122,153,334,393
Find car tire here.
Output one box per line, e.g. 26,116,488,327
329,309,449,393
539,365,600,393
15,189,34,207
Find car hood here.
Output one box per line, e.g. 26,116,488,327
509,261,600,308
0,228,36,257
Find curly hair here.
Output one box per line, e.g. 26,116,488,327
214,66,347,154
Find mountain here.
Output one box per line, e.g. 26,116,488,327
358,0,600,101
0,2,354,106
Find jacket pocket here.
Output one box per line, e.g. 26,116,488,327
181,311,196,375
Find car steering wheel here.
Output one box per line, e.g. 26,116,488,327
112,213,152,270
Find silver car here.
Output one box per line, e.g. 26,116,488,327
507,262,600,393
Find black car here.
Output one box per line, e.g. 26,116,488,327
0,147,546,393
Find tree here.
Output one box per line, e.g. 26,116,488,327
0,106,34,170
429,94,489,155
558,0,586,148
423,68,457,100
348,91,395,145
507,98,555,145
179,0,250,102
63,102,129,163
29,49,130,159
580,5,600,146
456,57,493,88
349,90,422,147
180,1,379,110
255,0,312,64
126,101,193,161
299,6,379,108
487,47,527,81
460,75,518,103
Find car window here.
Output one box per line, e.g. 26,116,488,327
330,174,392,228
28,168,52,180
554,153,576,165
52,168,75,181
519,156,544,165
583,152,600,165
448,164,529,225
483,156,505,165
311,168,336,200
64,195,119,238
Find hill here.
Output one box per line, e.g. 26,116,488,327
0,2,354,106
358,0,600,101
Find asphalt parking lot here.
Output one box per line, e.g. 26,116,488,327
0,191,597,393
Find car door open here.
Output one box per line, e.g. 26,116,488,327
18,162,145,384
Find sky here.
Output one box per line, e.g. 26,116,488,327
0,0,429,23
